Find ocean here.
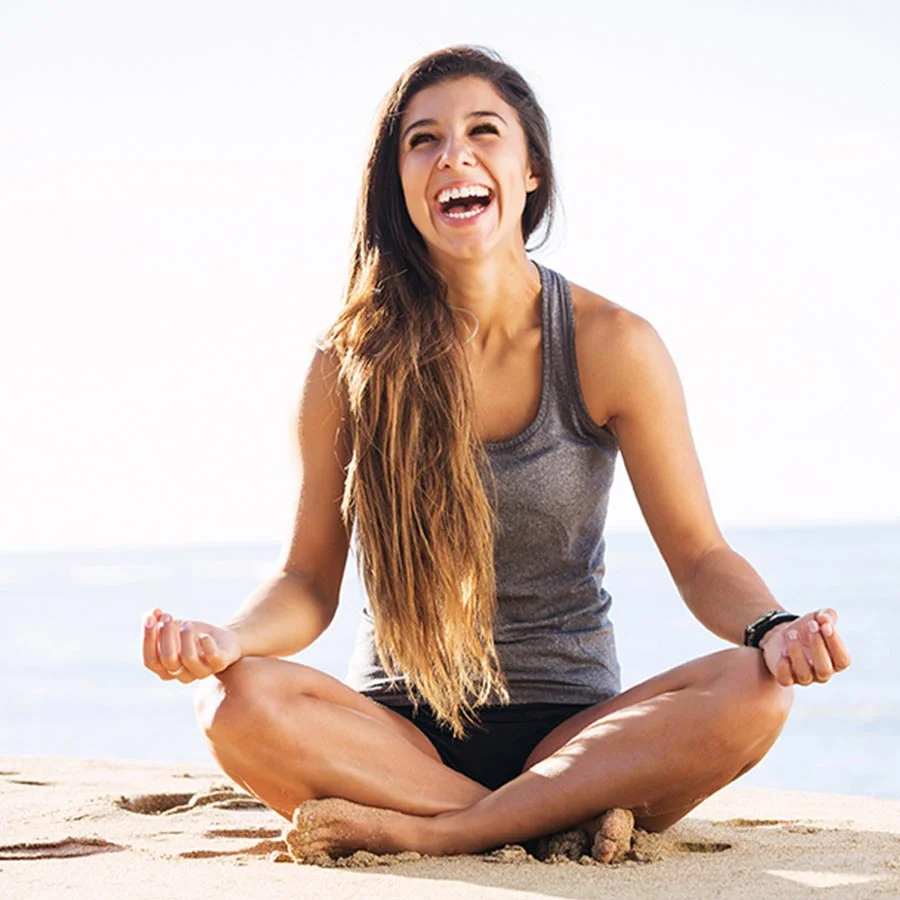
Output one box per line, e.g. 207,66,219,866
1,522,896,799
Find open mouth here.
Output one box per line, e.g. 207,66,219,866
435,184,494,221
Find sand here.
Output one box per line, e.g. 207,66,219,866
2,755,899,899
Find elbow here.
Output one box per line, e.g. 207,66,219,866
675,540,731,597
280,568,340,623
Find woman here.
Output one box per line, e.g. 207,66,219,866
141,46,851,863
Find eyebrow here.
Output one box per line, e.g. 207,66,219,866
400,111,508,142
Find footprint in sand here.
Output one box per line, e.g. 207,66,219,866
179,838,287,859
115,792,195,813
626,830,732,864
115,785,267,816
204,828,282,839
180,827,287,860
673,840,733,853
1,772,55,786
116,790,278,861
0,838,128,860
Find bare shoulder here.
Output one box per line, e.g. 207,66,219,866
298,344,348,425
569,280,658,351
569,281,668,437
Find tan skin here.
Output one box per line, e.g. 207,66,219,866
141,76,851,858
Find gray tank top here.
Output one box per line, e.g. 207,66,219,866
345,261,622,707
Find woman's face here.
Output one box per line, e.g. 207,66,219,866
398,76,539,263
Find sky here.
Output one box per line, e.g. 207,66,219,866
1,1,898,552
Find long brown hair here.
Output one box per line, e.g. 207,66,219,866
320,46,557,737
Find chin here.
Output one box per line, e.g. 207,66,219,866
427,228,508,264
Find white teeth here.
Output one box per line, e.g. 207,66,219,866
437,184,491,204
445,205,485,219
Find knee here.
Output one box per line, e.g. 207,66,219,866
193,657,327,742
192,657,279,741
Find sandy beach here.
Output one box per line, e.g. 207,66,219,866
2,755,898,899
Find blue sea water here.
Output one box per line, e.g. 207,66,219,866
1,522,897,799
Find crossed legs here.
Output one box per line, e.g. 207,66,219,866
194,646,793,857
193,657,491,821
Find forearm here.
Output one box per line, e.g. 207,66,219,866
678,545,787,646
223,571,336,658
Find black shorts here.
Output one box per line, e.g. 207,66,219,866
387,701,597,790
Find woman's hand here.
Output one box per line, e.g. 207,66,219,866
760,607,851,687
141,608,242,683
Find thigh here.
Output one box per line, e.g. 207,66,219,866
200,657,493,818
521,647,761,771
206,656,445,765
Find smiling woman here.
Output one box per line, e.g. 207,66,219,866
143,44,852,865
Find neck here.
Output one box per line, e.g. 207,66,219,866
433,247,541,350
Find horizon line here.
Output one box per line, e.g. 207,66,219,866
2,516,899,557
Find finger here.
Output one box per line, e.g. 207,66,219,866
157,613,184,677
178,621,209,680
142,610,171,681
806,622,835,683
820,626,852,672
142,612,165,674
770,651,795,687
197,632,224,674
784,627,814,686
812,608,850,668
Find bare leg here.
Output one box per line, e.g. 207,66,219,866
193,656,490,821
286,647,793,858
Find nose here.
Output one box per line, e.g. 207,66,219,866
438,133,476,170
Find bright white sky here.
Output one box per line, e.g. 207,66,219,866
1,1,898,552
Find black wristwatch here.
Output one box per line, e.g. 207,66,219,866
743,609,800,648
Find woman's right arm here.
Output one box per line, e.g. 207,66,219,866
224,345,353,657
143,346,352,681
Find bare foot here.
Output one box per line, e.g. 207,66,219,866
283,798,422,862
583,808,634,864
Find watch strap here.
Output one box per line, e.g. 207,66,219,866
744,610,800,648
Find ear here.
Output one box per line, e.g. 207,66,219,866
526,167,540,194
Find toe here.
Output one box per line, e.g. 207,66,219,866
590,808,634,863
592,835,617,864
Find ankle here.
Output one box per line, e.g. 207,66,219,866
427,807,468,855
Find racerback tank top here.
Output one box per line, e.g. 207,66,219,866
345,261,622,707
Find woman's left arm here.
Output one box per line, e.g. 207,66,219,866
677,545,851,686
580,298,852,687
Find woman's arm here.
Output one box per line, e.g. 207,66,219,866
675,544,781,646
222,570,341,659
573,289,849,683
577,299,756,634
226,345,353,657
143,346,352,680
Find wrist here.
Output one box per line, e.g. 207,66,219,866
758,620,793,651
744,609,800,648
220,621,248,657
